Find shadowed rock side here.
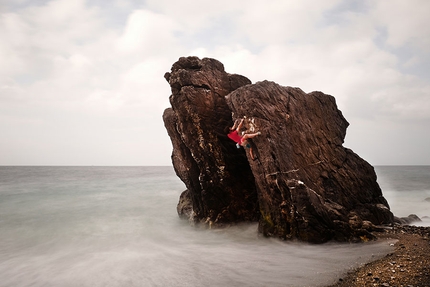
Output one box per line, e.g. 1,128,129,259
163,56,259,225
163,56,394,243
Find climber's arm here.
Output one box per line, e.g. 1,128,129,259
230,118,244,131
236,118,244,131
230,119,239,131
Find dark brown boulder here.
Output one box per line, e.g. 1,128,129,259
225,81,393,242
163,56,394,242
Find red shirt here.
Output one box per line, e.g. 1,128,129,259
228,130,243,144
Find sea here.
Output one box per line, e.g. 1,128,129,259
0,166,429,287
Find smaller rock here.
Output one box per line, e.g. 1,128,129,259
177,189,193,220
394,214,422,224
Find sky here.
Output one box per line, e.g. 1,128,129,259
1,0,429,166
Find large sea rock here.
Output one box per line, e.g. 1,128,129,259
163,56,394,243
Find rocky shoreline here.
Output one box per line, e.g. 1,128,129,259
328,225,430,287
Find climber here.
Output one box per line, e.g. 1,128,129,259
227,118,261,160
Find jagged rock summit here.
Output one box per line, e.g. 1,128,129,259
163,56,393,243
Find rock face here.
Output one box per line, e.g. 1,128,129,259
163,56,394,243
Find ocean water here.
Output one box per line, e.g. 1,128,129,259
375,166,430,226
0,166,428,287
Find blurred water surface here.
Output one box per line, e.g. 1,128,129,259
2,166,426,286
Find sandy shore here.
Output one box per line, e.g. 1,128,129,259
327,225,430,287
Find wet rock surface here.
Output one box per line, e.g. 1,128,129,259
163,56,394,243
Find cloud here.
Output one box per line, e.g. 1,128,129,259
1,0,429,165
0,0,105,88
237,0,342,45
116,9,179,55
191,1,430,123
144,0,243,32
371,0,430,51
0,0,180,165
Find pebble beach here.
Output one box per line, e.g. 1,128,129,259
328,225,430,287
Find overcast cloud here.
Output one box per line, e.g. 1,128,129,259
1,0,429,165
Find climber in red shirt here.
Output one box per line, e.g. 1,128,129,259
227,118,261,160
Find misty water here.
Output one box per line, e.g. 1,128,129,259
0,166,428,287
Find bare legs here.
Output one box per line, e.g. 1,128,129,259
241,132,261,141
241,132,261,160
